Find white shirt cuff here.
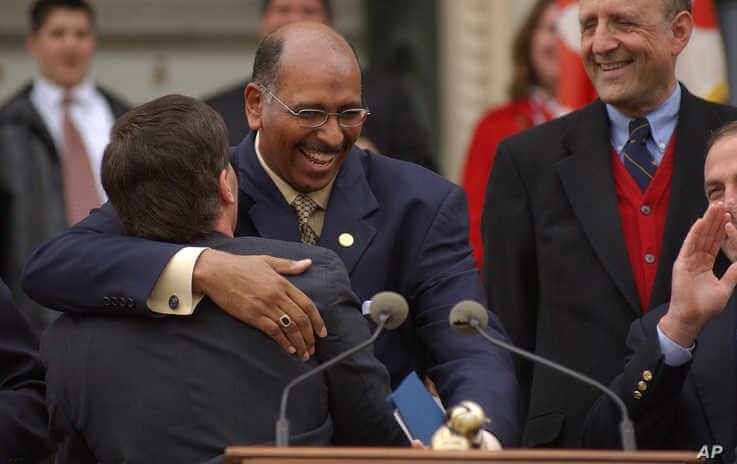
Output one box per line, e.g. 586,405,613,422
147,247,207,315
656,324,695,366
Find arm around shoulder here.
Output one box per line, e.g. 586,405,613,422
22,202,185,314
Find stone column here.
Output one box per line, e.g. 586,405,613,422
438,0,535,181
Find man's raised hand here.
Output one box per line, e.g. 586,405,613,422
660,202,737,347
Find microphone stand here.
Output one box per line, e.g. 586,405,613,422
276,314,389,447
466,319,637,451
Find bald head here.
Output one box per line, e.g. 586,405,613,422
244,21,364,193
252,21,360,92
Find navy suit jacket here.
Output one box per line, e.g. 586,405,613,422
43,235,407,463
23,132,520,446
583,300,736,463
0,279,53,462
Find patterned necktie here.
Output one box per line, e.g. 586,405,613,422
292,193,320,245
61,93,101,225
622,117,657,192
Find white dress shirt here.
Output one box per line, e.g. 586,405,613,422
30,75,115,201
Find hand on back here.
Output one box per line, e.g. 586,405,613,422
193,249,326,361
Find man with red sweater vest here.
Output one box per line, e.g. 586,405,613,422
482,0,737,448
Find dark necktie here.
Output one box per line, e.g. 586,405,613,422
622,117,657,192
61,93,101,224
292,193,319,245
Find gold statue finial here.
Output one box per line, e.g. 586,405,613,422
430,401,494,451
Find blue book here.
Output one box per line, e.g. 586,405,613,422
386,371,446,444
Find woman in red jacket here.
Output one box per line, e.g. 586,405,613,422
462,0,561,268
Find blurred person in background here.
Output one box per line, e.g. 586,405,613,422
204,0,437,171
0,0,128,329
461,0,561,268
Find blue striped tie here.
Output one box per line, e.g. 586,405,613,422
622,117,657,192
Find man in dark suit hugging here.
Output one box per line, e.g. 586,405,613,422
41,94,407,463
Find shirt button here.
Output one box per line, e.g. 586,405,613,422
659,142,666,152
168,295,179,310
640,205,651,215
644,253,656,264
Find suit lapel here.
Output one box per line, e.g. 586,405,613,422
690,297,737,459
650,87,713,309
319,149,378,274
556,101,642,316
235,133,300,242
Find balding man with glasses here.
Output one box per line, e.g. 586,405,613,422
24,22,520,447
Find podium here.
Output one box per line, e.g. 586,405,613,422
224,447,699,464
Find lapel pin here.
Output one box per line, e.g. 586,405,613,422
338,233,354,247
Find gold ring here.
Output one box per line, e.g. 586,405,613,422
279,314,292,328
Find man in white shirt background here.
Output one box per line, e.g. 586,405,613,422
0,0,128,329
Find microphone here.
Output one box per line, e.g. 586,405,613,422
276,291,409,447
449,301,637,451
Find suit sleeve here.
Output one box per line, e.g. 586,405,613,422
482,141,538,414
22,202,184,314
582,305,690,449
315,250,409,447
411,185,521,447
0,281,54,462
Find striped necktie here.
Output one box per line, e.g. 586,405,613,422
61,93,101,224
622,117,657,192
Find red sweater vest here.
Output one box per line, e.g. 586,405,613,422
610,135,676,312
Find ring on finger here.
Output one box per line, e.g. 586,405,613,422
278,314,292,328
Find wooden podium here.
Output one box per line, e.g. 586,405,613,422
224,447,699,464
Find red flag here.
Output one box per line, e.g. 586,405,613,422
676,0,729,102
556,0,596,112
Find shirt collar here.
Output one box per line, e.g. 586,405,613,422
32,74,96,108
253,131,334,209
606,83,681,153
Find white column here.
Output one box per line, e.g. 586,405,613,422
439,0,535,182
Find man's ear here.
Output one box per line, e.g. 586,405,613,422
218,168,236,205
670,10,694,57
245,83,265,131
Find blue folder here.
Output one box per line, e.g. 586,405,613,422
386,371,446,444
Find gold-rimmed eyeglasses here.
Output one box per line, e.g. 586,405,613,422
260,86,370,128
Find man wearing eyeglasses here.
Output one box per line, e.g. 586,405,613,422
23,22,520,447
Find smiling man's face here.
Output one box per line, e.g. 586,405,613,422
579,0,690,117
247,27,363,193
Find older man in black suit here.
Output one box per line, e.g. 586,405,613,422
41,95,407,463
482,0,737,448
